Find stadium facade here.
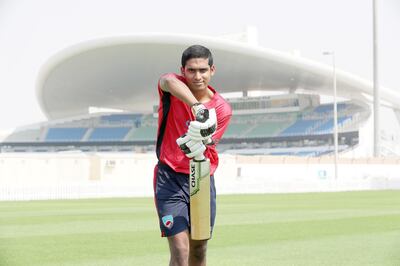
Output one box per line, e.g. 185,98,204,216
2,33,400,156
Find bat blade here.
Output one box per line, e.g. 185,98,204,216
189,158,211,240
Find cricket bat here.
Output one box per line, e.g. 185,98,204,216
189,154,211,240
188,107,216,240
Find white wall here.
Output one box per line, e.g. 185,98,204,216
1,153,400,201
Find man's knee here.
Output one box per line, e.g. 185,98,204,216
171,243,189,263
168,231,190,265
190,240,207,262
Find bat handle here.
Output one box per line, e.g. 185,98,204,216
194,154,205,162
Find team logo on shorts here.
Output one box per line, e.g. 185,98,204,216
162,215,174,229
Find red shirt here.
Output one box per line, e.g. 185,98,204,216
156,73,232,175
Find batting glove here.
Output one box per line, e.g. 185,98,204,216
191,103,208,123
176,134,206,159
187,108,217,141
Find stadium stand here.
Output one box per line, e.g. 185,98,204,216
0,97,365,156
313,116,352,134
281,119,322,136
224,123,251,138
89,127,131,141
4,128,43,142
247,121,293,138
100,113,142,126
313,102,347,114
125,126,157,141
125,114,157,141
46,128,88,142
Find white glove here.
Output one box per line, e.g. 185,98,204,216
202,137,213,145
187,108,217,141
191,103,208,123
176,134,206,159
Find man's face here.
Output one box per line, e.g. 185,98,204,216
181,58,215,92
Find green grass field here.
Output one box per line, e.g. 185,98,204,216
1,191,400,266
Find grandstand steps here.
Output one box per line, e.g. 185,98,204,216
82,128,94,141
39,127,48,142
124,127,137,141
309,118,328,134
241,124,258,137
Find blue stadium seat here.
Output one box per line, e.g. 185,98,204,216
313,103,347,114
280,119,321,136
313,116,351,134
89,127,131,141
46,128,87,142
100,114,141,123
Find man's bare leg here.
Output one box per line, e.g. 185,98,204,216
168,230,190,266
189,238,208,266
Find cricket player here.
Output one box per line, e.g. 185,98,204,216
153,45,232,266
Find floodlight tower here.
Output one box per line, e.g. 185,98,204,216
323,51,338,180
373,0,380,157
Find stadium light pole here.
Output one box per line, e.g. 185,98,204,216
373,0,380,157
323,51,338,180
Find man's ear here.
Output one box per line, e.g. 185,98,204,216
210,65,216,76
180,66,185,76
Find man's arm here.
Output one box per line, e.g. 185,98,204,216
160,74,215,126
160,74,217,141
159,74,198,107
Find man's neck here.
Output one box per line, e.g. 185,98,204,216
193,88,214,104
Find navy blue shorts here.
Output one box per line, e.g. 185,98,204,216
153,162,216,237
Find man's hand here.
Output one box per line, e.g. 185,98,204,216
188,106,217,141
191,103,209,123
202,137,214,146
176,134,206,159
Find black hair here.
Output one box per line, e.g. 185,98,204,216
181,45,213,67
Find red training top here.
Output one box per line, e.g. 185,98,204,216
156,73,232,175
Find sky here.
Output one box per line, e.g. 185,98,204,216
0,0,399,131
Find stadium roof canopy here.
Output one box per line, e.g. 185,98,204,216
37,33,400,119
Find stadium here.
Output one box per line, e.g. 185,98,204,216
2,33,400,156
1,33,400,266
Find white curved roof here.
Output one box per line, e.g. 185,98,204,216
36,33,400,119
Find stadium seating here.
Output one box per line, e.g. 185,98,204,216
313,116,351,134
88,127,131,141
1,100,364,156
280,119,322,136
313,103,347,114
46,128,88,142
246,121,293,138
100,113,142,124
224,123,251,138
125,126,157,141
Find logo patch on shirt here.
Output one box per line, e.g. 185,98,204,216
162,215,174,229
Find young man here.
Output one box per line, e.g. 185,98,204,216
153,45,232,266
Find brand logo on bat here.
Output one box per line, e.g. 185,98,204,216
190,163,200,196
190,164,196,188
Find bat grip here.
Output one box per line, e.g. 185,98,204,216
194,154,205,161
